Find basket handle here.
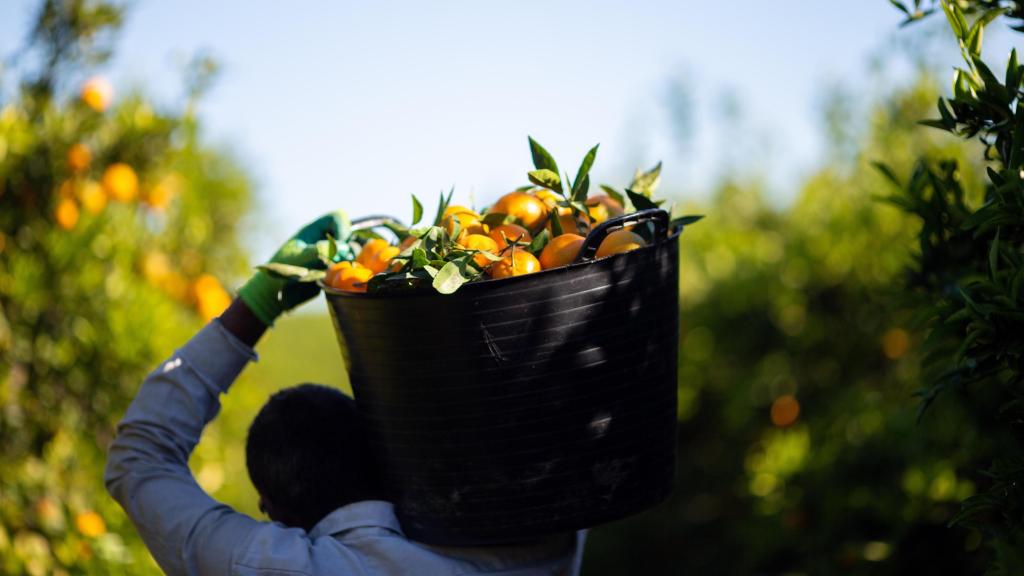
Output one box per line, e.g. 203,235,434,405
574,208,669,263
351,215,406,231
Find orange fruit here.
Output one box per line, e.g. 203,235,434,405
585,194,625,224
547,206,590,236
75,511,107,538
533,188,562,209
193,274,232,321
55,197,79,230
67,143,92,172
365,245,400,274
79,180,107,214
328,261,374,292
539,233,585,270
399,235,418,250
145,180,175,211
443,212,487,242
102,163,138,202
489,191,548,232
80,76,113,112
442,205,480,220
488,249,541,279
488,223,532,250
356,239,389,267
460,233,499,268
596,229,645,258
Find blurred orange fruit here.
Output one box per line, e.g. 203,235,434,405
489,191,548,232
488,249,541,279
770,395,800,428
75,511,106,538
80,77,113,112
596,229,645,258
55,197,79,230
193,274,232,322
585,194,625,224
145,181,174,211
67,143,92,173
102,163,139,202
399,235,418,250
356,239,389,266
326,261,373,292
488,223,532,250
141,251,171,285
443,212,487,243
78,180,107,214
539,233,585,269
460,233,499,268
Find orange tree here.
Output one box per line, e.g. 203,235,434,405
582,75,997,573
884,1,1024,572
0,1,252,573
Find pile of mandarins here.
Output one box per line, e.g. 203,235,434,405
325,188,647,293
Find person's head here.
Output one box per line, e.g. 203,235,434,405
246,383,382,531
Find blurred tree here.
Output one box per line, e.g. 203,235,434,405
883,0,1024,572
0,1,252,573
583,75,992,574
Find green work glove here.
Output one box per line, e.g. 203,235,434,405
238,210,353,326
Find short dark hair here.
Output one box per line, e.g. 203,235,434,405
246,384,381,529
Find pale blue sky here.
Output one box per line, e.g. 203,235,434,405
1,1,1014,254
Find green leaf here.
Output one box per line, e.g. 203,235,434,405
528,136,559,174
888,0,910,16
670,215,705,228
410,248,430,268
941,0,968,39
629,162,662,196
318,235,338,264
548,208,564,236
990,227,1000,278
966,21,983,57
872,161,902,188
626,188,659,211
411,194,423,226
432,259,471,294
482,211,514,228
528,229,551,253
599,184,626,206
571,144,599,201
528,169,563,193
1006,48,1020,91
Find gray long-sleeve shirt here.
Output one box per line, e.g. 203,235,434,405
105,319,585,575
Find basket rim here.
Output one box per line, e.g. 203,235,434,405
320,227,681,299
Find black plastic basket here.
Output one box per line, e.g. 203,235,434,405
322,209,680,545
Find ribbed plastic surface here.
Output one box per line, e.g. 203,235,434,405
323,230,679,545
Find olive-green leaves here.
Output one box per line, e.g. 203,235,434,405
528,169,563,193
411,194,423,226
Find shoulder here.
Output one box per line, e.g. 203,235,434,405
232,522,367,576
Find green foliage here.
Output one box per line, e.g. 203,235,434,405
881,1,1024,570
585,77,991,574
0,1,252,573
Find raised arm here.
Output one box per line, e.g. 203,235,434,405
105,211,353,575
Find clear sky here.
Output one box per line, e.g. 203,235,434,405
0,1,1014,255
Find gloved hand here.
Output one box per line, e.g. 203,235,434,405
238,210,353,326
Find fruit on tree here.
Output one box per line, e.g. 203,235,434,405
102,163,138,202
